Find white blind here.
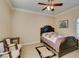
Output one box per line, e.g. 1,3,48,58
77,18,79,38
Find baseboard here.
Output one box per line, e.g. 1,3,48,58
21,41,40,46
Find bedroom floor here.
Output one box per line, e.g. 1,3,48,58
21,42,79,58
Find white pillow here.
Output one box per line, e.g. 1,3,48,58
47,32,56,38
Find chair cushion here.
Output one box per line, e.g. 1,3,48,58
10,44,22,58
9,44,17,51
9,44,21,51
11,50,20,58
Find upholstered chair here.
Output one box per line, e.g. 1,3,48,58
4,37,22,58
0,41,12,58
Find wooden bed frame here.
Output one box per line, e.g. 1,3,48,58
40,25,78,57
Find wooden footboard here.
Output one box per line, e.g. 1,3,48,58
58,45,78,57
59,40,78,57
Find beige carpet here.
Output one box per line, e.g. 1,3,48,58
21,43,79,58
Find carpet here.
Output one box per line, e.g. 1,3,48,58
35,46,56,58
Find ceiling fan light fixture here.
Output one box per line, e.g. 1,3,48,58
38,0,63,11
50,6,54,9
47,6,54,11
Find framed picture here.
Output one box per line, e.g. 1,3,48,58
59,20,68,28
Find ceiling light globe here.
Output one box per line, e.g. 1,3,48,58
51,6,54,9
47,6,50,10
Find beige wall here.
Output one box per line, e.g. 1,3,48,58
12,10,55,44
11,6,79,44
0,0,12,40
55,6,79,37
0,0,79,45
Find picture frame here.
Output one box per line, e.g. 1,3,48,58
59,20,68,28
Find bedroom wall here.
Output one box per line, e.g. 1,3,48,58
0,0,12,40
12,10,55,45
55,6,79,37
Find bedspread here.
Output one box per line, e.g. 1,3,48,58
42,32,66,52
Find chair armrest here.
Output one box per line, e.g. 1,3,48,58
8,44,15,47
8,43,18,50
0,51,12,58
0,51,10,55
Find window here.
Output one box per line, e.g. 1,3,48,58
76,18,79,38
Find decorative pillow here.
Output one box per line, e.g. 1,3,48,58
44,33,51,38
51,33,57,39
42,32,56,38
47,32,56,38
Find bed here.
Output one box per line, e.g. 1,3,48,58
40,25,78,57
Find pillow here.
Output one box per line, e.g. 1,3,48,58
42,32,56,38
49,32,57,38
46,32,55,38
51,33,57,39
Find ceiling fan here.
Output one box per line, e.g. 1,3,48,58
38,0,63,11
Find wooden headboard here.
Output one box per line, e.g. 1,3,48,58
40,25,55,36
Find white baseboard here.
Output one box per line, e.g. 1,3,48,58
21,41,40,46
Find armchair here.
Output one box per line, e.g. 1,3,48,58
0,41,12,58
4,37,22,58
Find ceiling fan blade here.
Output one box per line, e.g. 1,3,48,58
38,0,63,11
41,7,47,11
38,3,47,5
53,3,63,6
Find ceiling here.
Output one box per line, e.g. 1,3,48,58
9,0,79,16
